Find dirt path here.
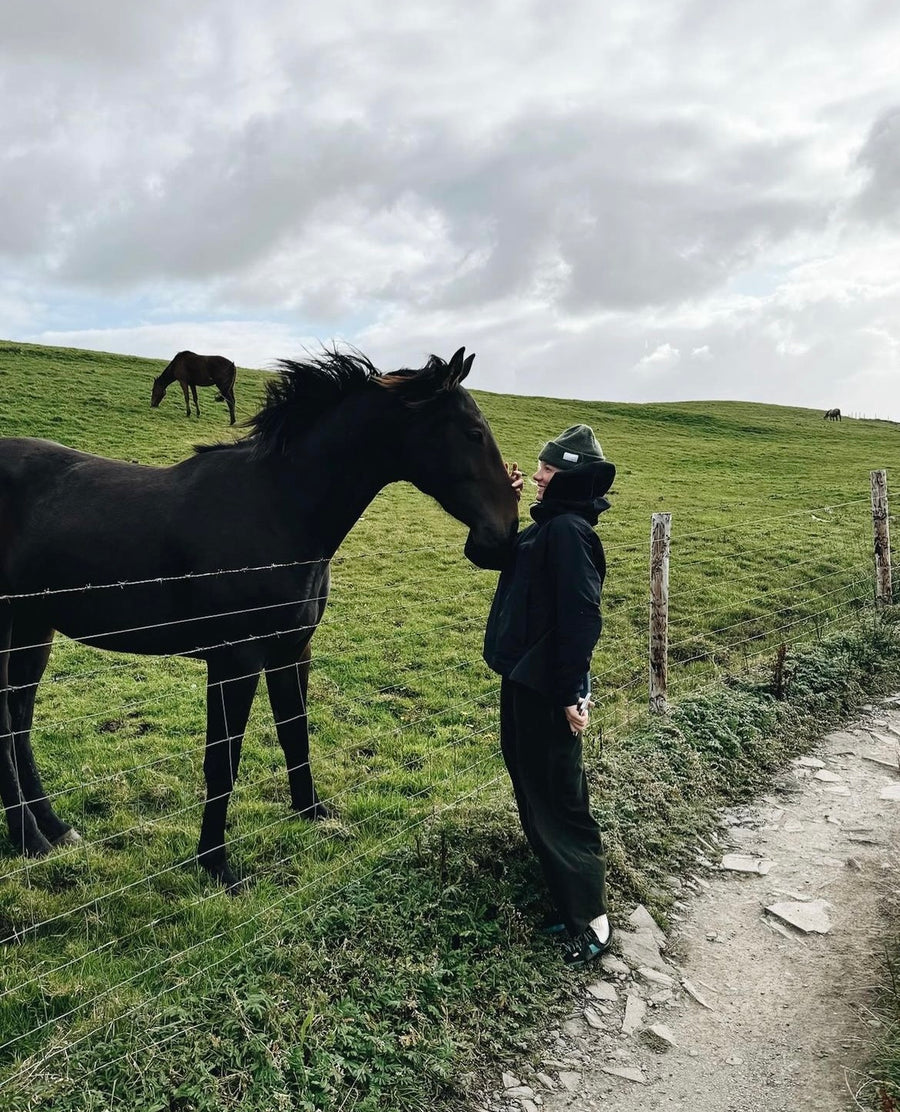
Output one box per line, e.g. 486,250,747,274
483,697,900,1112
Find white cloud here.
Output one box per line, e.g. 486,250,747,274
633,343,681,377
26,321,309,371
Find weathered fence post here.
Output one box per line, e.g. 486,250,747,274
870,469,892,608
649,512,671,714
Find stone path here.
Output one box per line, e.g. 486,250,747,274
476,696,900,1112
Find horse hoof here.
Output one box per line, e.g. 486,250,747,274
54,828,83,847
295,801,334,822
214,866,245,894
197,853,245,893
24,835,54,858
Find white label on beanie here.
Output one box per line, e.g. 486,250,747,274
563,451,579,462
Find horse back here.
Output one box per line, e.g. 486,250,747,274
173,352,236,390
0,438,172,594
0,437,328,657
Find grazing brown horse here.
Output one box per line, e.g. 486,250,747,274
151,351,237,425
0,346,517,889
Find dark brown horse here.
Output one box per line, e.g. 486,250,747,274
151,351,237,425
0,347,517,889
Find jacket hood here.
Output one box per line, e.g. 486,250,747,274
530,458,616,526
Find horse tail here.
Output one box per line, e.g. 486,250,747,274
212,361,236,403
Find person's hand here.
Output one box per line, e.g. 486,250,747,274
565,701,591,735
505,460,524,502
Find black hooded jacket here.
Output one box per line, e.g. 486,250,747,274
482,458,614,707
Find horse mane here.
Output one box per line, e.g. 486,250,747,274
194,346,464,459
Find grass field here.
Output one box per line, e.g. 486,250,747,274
0,338,898,1111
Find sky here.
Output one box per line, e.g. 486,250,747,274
3,0,900,417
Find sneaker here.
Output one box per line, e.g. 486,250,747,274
563,924,613,966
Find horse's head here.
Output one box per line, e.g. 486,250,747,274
149,376,166,408
379,348,519,569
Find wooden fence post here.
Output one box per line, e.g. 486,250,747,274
870,469,892,608
649,512,671,714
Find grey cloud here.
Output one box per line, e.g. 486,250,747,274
2,1,203,70
4,0,900,422
0,2,846,326
55,102,823,322
853,106,900,224
423,111,822,312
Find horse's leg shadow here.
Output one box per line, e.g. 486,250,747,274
196,655,260,892
9,625,79,848
265,642,332,821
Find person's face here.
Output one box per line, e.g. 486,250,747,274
532,460,561,501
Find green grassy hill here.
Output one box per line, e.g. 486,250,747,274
0,339,897,1111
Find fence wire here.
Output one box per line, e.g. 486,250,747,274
0,485,892,1094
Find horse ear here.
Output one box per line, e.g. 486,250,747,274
443,347,471,391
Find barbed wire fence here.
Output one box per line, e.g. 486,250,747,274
0,471,892,1095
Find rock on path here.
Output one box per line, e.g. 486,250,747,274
482,698,900,1112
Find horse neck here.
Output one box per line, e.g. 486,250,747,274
281,390,402,558
158,361,177,386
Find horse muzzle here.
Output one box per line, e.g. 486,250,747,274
464,524,516,570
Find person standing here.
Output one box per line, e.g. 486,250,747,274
484,425,615,965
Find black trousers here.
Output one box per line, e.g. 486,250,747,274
500,677,607,935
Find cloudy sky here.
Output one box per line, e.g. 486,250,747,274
3,1,900,416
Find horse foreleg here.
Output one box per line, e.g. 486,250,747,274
191,384,200,418
265,642,331,819
0,615,52,857
180,380,191,418
196,658,260,890
8,628,78,846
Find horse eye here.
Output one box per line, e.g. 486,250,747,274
466,428,485,443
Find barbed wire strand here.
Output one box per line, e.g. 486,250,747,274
8,637,650,819
0,720,504,1005
0,494,873,609
0,652,653,938
9,770,509,1095
671,591,870,666
667,568,869,629
667,576,871,650
0,505,885,1086
0,754,504,1075
4,585,876,1087
0,684,501,901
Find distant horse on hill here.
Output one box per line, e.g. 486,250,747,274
151,351,237,425
823,408,842,421
0,347,517,889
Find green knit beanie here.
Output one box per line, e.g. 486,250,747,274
539,424,604,470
